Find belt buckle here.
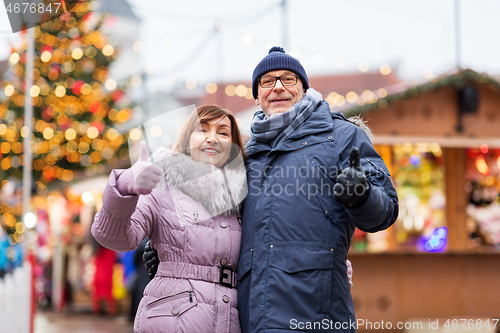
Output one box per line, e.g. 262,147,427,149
219,265,233,288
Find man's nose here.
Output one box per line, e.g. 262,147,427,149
273,78,285,90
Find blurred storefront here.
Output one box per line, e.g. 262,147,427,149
27,174,133,315
343,69,500,326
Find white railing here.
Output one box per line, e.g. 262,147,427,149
0,261,32,333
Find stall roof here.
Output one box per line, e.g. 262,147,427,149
342,69,500,118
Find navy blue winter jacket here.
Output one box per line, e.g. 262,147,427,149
237,101,399,333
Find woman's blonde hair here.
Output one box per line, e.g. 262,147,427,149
172,105,246,165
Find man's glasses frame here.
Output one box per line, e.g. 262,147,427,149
258,74,298,88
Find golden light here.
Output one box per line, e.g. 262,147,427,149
186,78,197,90
55,86,66,97
30,85,40,97
87,126,99,139
15,222,25,234
20,126,29,138
379,64,392,75
81,83,92,95
165,73,176,85
225,85,235,97
377,88,388,98
235,85,247,97
130,76,142,87
72,48,83,60
0,124,7,135
62,170,73,181
334,95,346,107
65,128,77,141
78,142,90,154
105,78,117,91
9,53,20,65
40,51,52,63
475,156,488,175
133,41,143,52
0,156,12,170
358,61,369,72
4,85,15,97
150,125,162,137
40,84,50,95
89,151,102,163
497,156,500,170
245,88,253,100
430,143,442,156
102,45,115,56
43,127,54,140
0,142,10,154
106,128,120,140
423,68,433,79
206,82,218,94
82,191,93,203
129,128,142,141
346,91,358,104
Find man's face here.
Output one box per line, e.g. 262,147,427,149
255,70,305,117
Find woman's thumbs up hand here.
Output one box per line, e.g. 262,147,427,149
116,141,162,196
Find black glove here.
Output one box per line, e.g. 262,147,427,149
334,147,370,208
143,240,159,280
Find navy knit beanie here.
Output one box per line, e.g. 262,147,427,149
252,46,309,99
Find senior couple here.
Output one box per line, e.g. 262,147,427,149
92,47,399,332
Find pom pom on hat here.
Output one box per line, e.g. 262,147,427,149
251,46,309,99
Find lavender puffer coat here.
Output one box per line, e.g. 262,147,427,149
92,148,247,333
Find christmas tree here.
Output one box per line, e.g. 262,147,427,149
0,1,132,240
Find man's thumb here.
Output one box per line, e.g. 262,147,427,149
349,147,361,170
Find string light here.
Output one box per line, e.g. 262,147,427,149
206,82,218,94
358,61,369,72
186,78,197,89
423,68,433,79
380,64,392,75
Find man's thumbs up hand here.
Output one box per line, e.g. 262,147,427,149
117,141,162,196
333,147,370,209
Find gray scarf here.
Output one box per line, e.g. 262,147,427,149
250,89,322,148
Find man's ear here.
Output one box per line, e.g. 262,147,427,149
255,97,260,106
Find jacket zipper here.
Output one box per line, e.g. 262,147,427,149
146,291,194,310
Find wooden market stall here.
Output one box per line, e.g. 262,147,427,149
343,69,500,327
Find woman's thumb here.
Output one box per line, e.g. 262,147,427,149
139,141,149,162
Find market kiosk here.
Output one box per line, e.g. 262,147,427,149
343,69,500,327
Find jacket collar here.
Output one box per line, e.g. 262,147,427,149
245,101,333,156
152,148,247,216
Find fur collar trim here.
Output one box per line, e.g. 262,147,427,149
152,147,247,216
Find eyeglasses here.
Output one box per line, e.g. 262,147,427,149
258,74,298,88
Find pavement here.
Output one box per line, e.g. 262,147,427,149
34,310,134,333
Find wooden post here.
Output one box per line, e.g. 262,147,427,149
443,147,468,251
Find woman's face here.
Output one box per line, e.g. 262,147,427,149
188,115,233,168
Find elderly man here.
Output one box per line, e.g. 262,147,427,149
145,47,398,332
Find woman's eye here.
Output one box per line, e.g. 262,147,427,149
219,132,229,136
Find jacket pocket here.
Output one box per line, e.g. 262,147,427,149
265,244,334,327
146,290,198,318
237,249,252,281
